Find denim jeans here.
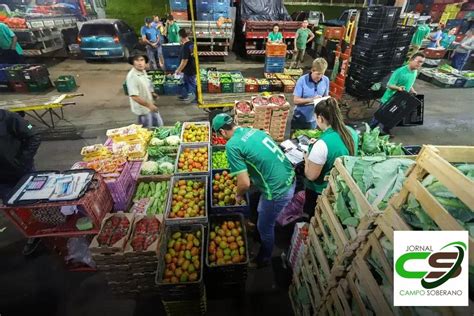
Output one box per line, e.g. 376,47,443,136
256,182,296,262
180,74,197,99
452,52,468,71
146,45,162,70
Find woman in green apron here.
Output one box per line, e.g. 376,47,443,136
303,97,358,216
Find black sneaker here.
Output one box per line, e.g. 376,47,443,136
22,238,41,256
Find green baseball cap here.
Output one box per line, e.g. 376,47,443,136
212,113,233,132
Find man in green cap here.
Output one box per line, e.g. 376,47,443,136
212,113,295,268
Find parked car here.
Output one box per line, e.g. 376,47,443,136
78,19,138,61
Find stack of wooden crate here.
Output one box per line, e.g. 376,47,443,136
291,145,474,316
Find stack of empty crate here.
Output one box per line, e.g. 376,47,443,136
347,6,414,99
195,0,230,21
264,44,287,73
170,0,188,21
2,64,51,93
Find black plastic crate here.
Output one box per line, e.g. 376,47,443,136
209,169,249,216
21,65,49,82
205,213,249,285
402,145,422,155
352,47,394,67
156,224,205,302
345,85,384,100
374,91,422,129
359,6,401,29
348,63,389,82
398,94,424,126
162,289,207,316
396,26,415,42
355,28,397,50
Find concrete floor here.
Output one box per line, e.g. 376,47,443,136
0,54,473,316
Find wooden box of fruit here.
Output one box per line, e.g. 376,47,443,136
124,215,164,257
206,214,249,284
181,121,210,144
90,213,135,254
269,94,290,110
175,143,210,175
155,224,205,301
165,175,208,225
129,178,171,216
210,169,249,215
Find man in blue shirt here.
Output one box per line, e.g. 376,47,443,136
141,17,163,70
291,58,330,130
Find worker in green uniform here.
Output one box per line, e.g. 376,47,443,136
165,15,180,44
212,113,295,268
369,52,425,135
303,97,358,216
267,24,283,43
291,20,315,68
0,22,24,64
439,27,457,49
407,20,431,59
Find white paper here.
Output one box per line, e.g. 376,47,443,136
285,148,304,165
313,96,331,107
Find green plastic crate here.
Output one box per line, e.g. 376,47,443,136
123,81,128,95
154,83,164,95
27,79,51,92
54,75,77,92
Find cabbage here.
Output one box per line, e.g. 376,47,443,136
150,137,165,146
140,161,159,175
159,162,174,174
165,135,180,146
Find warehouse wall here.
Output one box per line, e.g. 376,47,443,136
105,0,168,34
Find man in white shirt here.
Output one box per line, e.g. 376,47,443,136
125,52,163,127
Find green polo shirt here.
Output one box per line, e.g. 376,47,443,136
0,22,23,55
167,23,180,44
380,65,417,104
296,28,312,50
268,32,283,42
226,127,295,200
305,127,359,194
411,24,430,46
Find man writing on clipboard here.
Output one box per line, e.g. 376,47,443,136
291,58,330,130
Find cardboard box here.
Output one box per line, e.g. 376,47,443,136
90,213,135,254
124,214,164,256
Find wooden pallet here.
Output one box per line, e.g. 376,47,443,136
380,145,474,265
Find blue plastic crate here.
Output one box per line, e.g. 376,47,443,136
162,44,181,58
164,81,180,95
264,65,285,73
164,57,180,72
213,11,228,20
0,64,11,82
197,11,213,20
169,0,187,11
196,0,214,12
213,0,230,13
265,56,286,66
209,169,250,216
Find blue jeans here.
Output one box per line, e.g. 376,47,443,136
138,112,163,128
256,182,295,262
452,52,468,70
180,74,197,99
146,45,163,70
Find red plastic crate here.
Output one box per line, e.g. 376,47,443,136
324,27,344,40
171,10,188,21
431,3,446,11
208,82,221,93
266,44,287,57
245,83,259,93
246,32,268,39
10,81,28,93
0,175,113,238
329,82,344,100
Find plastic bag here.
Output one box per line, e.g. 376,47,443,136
66,237,96,268
276,191,305,226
